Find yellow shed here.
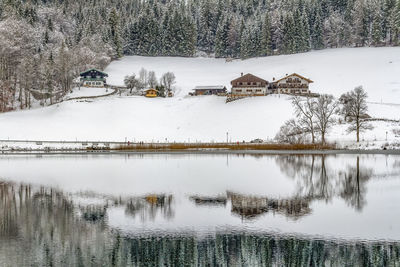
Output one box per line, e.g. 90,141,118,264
145,89,158,98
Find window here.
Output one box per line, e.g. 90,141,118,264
256,89,262,92
239,82,242,86
236,89,242,92
246,89,252,92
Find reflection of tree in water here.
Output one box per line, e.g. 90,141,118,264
275,155,373,211
339,157,372,211
1,181,400,266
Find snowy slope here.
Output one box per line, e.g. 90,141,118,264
0,47,398,143
66,87,110,99
106,47,400,103
0,95,292,142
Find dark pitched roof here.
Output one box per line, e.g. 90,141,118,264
231,73,268,84
194,85,226,90
80,68,108,77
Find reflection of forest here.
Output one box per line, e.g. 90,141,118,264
275,155,374,211
1,181,400,266
1,177,400,266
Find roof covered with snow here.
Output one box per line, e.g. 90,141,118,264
231,73,268,85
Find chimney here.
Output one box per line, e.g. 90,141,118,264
273,77,275,81
241,72,243,77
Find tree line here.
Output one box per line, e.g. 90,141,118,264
1,0,400,111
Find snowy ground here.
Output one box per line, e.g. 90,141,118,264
106,47,400,103
65,87,110,99
0,47,399,147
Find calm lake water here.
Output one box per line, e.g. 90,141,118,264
0,153,400,266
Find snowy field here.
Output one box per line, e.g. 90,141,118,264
106,47,400,103
0,47,399,145
66,87,110,99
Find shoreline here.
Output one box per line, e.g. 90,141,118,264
1,149,399,156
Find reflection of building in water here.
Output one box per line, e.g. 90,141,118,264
228,192,312,219
125,194,174,221
189,196,227,206
2,180,400,266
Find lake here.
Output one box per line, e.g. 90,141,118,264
0,153,399,266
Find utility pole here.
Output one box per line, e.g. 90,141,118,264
226,132,229,143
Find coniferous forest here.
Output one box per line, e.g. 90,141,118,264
0,0,400,111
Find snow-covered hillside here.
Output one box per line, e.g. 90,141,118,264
0,48,399,144
106,47,400,103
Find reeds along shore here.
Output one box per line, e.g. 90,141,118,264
114,143,336,151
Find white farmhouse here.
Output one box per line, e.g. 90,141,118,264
230,73,269,96
269,73,313,94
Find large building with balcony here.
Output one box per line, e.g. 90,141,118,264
230,73,268,96
269,73,313,94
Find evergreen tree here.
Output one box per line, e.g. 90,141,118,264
215,16,228,58
395,0,400,44
372,12,383,46
261,12,272,56
282,13,296,54
312,6,324,50
108,8,123,58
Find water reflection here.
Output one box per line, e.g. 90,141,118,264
276,155,373,211
229,192,312,220
1,180,400,266
0,154,399,266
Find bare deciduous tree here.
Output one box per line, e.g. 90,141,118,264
138,68,148,90
312,94,338,145
275,119,308,144
291,96,317,143
160,72,176,95
148,71,158,88
124,74,138,94
340,86,373,142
